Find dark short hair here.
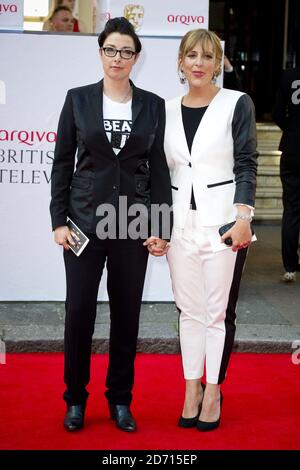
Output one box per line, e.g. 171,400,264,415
98,17,142,53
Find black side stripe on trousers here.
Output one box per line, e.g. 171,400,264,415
218,247,248,384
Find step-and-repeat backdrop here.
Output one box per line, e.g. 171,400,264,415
0,0,222,301
94,0,209,34
0,0,23,31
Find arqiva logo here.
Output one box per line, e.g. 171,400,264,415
0,129,57,146
0,3,18,15
167,14,205,26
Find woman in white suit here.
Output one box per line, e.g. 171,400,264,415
164,30,257,431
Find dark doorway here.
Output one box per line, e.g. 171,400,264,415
210,0,286,121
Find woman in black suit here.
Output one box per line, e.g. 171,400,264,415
273,67,300,281
50,17,172,433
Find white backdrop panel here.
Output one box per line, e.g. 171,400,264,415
0,32,223,301
0,32,184,301
0,0,24,30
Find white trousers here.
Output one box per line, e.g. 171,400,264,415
167,210,245,384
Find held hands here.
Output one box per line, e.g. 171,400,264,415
54,228,169,255
221,219,252,252
143,236,170,257
54,226,79,251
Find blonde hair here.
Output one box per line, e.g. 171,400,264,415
178,29,223,77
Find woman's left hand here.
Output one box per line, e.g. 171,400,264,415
143,237,170,256
221,219,252,252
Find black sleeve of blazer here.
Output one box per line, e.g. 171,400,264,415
232,94,258,208
50,91,77,230
149,99,173,241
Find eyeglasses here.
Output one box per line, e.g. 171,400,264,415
101,47,136,60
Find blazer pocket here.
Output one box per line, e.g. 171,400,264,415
71,176,92,190
207,179,234,188
136,158,150,176
171,185,179,191
135,174,150,209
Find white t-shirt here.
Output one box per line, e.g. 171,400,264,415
103,93,132,155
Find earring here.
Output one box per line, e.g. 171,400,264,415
212,72,217,84
178,69,186,84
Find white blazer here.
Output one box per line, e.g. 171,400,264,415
164,88,245,230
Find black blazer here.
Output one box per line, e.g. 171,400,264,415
273,67,300,154
50,80,172,237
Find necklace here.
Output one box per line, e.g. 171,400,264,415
183,87,220,108
104,86,132,104
120,86,132,103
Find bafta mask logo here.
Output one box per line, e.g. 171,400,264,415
124,4,144,31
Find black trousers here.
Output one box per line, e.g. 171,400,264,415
63,234,149,406
280,153,300,272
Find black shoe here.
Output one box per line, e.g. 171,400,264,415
197,392,223,432
178,383,206,428
109,404,136,432
64,404,85,432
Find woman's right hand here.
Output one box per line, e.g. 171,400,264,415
54,226,76,250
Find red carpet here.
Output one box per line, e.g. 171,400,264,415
0,353,299,450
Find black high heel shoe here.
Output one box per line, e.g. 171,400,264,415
178,383,206,428
197,391,223,432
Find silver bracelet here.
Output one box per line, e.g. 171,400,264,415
235,213,253,222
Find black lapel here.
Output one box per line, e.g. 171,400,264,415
88,79,117,160
131,80,144,127
118,81,144,159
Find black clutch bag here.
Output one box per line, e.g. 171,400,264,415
218,221,254,246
